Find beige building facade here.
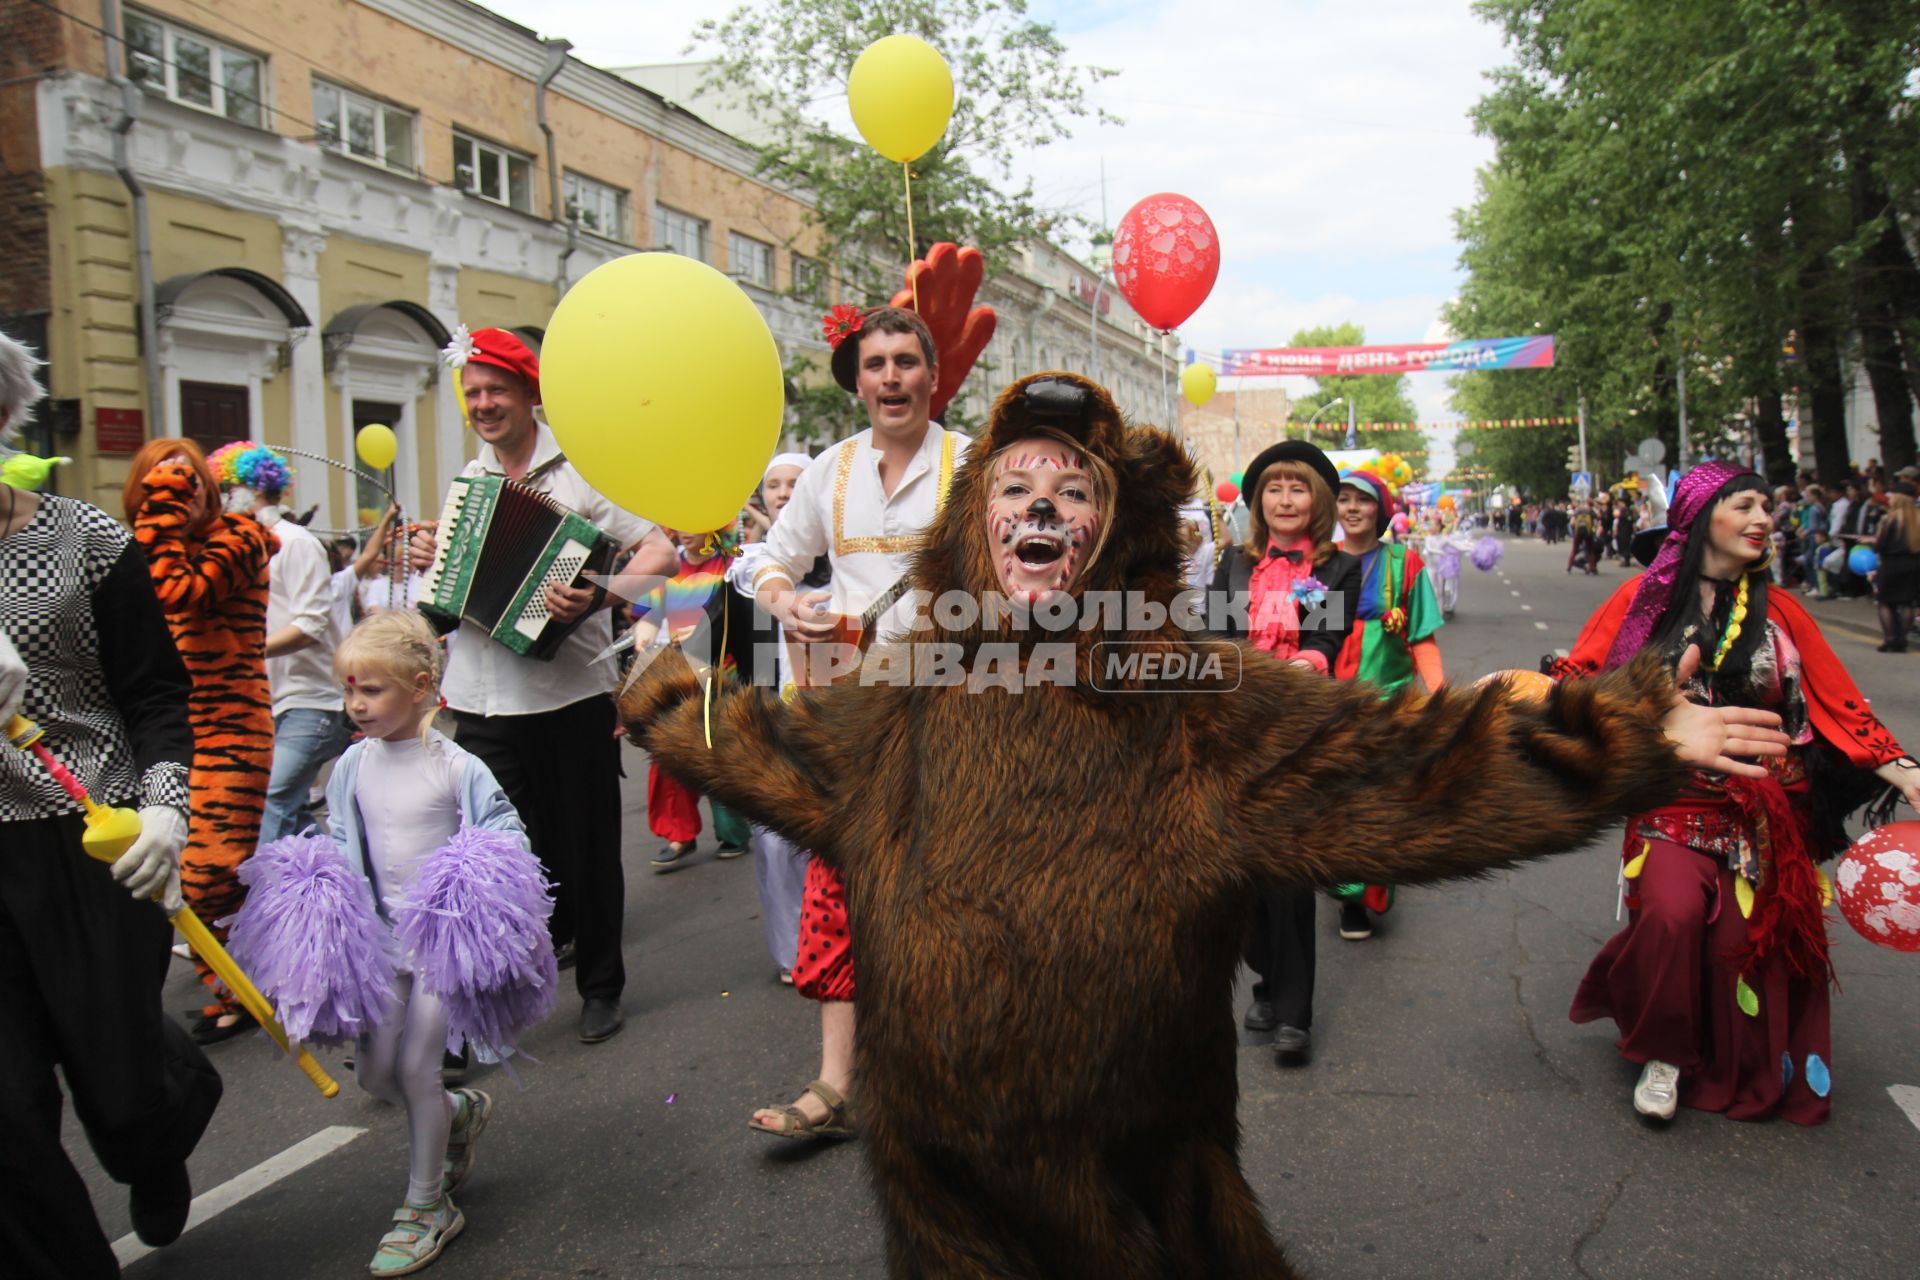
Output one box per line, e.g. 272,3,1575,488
10,0,826,529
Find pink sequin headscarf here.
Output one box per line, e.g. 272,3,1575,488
1602,460,1758,671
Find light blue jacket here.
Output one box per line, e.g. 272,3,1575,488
324,729,526,912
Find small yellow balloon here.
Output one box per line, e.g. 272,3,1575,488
356,423,397,471
1181,363,1217,408
541,254,783,532
847,34,955,163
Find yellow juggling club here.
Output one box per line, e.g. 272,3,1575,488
5,714,340,1098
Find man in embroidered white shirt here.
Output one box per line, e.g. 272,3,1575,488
746,305,969,1139
408,328,675,1045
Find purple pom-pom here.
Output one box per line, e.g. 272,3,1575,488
226,834,397,1046
391,826,558,1057
1471,534,1504,571
1431,540,1462,579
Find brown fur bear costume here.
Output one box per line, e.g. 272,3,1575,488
623,372,1702,1278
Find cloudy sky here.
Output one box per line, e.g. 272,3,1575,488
485,0,1512,434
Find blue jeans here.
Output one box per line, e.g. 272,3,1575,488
259,708,354,843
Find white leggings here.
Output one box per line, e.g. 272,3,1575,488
357,973,454,1206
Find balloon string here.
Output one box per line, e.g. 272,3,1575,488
903,162,920,312
702,596,730,750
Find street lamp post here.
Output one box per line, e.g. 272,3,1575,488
1302,397,1347,441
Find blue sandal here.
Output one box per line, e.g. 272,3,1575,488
368,1198,463,1275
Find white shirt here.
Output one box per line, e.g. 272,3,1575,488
753,425,968,642
356,732,463,902
264,515,342,717
358,570,426,615
329,566,357,639
440,422,657,717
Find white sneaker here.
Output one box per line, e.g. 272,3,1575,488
1633,1060,1680,1120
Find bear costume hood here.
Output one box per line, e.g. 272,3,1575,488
908,371,1199,655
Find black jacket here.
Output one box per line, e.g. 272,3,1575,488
1207,542,1363,669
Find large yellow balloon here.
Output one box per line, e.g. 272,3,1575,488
356,423,397,471
540,254,783,532
847,35,955,163
1181,363,1217,408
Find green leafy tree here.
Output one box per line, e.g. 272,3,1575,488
1283,323,1426,467
1452,0,1920,489
693,0,1116,299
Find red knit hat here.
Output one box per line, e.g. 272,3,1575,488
466,328,541,402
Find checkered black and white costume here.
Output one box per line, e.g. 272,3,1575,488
2,490,219,1279
1,494,193,820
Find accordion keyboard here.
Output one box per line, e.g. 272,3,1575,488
418,480,472,605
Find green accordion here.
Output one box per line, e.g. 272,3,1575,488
418,473,618,660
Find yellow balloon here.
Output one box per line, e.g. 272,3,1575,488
356,423,397,471
1181,363,1217,408
847,34,955,163
540,254,783,532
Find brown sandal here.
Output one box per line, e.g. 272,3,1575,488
748,1079,853,1141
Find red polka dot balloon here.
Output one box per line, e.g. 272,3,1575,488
1111,193,1220,332
1835,821,1920,952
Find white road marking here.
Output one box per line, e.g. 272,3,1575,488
1510,589,1521,597
114,1125,366,1267
1891,1085,1920,1136
1521,604,1534,612
1553,647,1570,658
1534,621,1550,631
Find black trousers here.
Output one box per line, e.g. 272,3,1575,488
447,695,625,1002
0,815,223,1280
1244,886,1316,1030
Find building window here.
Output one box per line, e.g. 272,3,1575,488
123,9,264,128
729,232,775,288
791,254,825,302
453,132,532,212
654,204,709,262
564,171,627,241
313,80,415,174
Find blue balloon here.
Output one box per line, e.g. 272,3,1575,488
1848,545,1878,575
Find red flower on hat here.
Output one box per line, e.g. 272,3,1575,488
822,304,864,350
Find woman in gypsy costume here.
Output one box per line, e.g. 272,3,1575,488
1328,468,1446,940
1209,440,1362,1062
1553,462,1920,1124
122,439,277,1044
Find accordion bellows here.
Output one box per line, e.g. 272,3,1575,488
420,474,617,659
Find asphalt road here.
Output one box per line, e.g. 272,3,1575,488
69,534,1919,1279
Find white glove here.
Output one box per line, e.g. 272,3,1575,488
112,806,188,915
0,628,24,726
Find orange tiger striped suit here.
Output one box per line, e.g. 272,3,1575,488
133,461,277,1016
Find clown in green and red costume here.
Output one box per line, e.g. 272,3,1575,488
1329,468,1448,931
1332,469,1445,692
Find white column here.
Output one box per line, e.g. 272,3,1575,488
427,259,465,490
282,228,332,527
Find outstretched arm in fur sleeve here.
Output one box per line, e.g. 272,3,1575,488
1211,647,1790,892
618,645,845,854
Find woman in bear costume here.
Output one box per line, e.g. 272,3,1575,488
621,372,1786,1279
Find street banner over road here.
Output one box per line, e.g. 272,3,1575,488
1215,335,1556,377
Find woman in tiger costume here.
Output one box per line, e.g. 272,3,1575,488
122,439,276,1042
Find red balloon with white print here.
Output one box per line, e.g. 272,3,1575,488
1111,193,1221,332
1835,821,1920,953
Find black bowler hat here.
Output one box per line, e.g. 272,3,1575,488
1243,440,1341,502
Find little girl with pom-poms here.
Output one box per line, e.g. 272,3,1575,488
229,610,556,1275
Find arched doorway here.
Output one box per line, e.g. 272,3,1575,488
154,268,311,450
324,302,450,527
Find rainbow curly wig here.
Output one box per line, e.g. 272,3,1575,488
207,441,293,497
